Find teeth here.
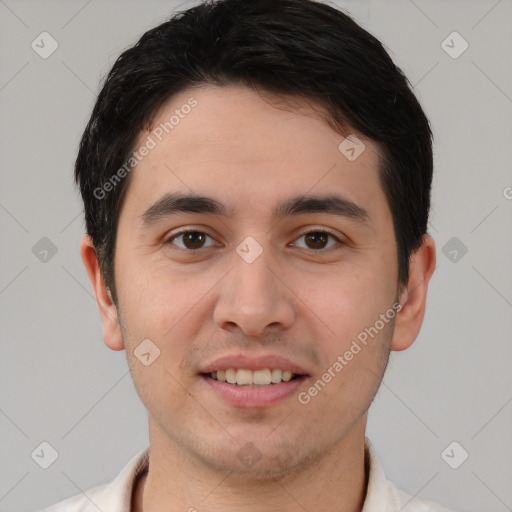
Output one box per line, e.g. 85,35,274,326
253,369,271,385
209,368,299,385
225,368,237,384
282,370,293,382
236,369,253,385
271,368,282,383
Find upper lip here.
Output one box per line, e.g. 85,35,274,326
199,353,309,375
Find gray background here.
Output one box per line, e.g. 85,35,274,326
1,1,511,511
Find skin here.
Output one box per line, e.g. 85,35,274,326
80,83,436,512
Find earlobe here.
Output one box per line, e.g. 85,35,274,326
79,234,126,351
390,234,436,352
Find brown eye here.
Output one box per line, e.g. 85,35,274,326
294,230,340,251
166,230,215,250
305,232,329,249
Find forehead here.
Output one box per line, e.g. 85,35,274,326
123,83,388,228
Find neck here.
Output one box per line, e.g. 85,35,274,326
133,418,369,512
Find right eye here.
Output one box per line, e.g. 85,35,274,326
164,230,218,251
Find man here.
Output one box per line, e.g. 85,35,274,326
41,0,454,510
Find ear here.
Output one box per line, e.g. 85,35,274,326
79,234,125,351
390,234,436,352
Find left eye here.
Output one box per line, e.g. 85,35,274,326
292,231,341,250
164,229,341,251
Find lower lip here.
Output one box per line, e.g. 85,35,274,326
200,374,308,408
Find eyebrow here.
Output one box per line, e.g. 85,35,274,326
140,192,370,226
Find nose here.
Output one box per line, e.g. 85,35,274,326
212,245,297,338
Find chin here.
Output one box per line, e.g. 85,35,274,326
194,434,323,481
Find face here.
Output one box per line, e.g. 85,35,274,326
95,83,405,478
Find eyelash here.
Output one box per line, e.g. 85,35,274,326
163,228,344,252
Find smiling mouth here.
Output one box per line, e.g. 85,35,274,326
202,368,304,387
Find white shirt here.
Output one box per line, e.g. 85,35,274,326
39,437,455,511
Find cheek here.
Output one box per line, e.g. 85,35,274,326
116,257,203,338
297,262,394,337
309,318,393,412
297,265,395,397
